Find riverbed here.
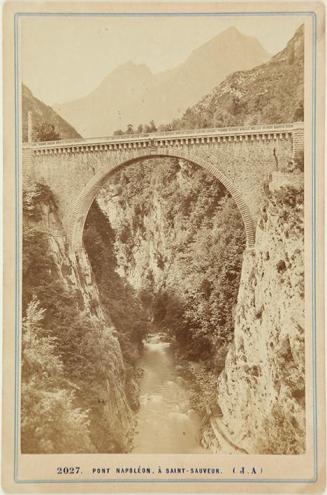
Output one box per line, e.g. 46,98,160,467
131,333,205,453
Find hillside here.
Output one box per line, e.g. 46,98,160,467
22,84,81,142
167,24,304,130
54,27,269,137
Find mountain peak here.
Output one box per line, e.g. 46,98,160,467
112,61,152,76
188,26,269,62
171,23,304,130
222,26,242,36
96,61,154,95
55,28,271,137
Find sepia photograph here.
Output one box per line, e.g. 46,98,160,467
2,1,325,492
20,12,306,455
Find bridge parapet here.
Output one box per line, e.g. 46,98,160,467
23,122,303,156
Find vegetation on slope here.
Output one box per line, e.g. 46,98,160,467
22,84,82,142
21,296,94,453
83,202,148,409
166,24,304,129
22,160,245,451
97,159,246,374
22,181,145,452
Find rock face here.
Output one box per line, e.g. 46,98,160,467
22,178,134,452
203,172,305,454
96,158,245,289
94,158,246,374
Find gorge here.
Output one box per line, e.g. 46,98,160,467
22,154,304,454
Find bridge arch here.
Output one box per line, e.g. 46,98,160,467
68,154,256,253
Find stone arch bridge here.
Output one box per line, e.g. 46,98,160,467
23,122,304,253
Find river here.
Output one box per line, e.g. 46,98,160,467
132,333,205,453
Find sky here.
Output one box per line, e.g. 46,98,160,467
20,15,305,105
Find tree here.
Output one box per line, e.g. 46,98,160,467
293,102,304,122
21,296,95,453
33,122,60,142
149,120,157,132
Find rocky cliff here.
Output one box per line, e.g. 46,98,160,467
202,172,305,454
22,178,135,453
